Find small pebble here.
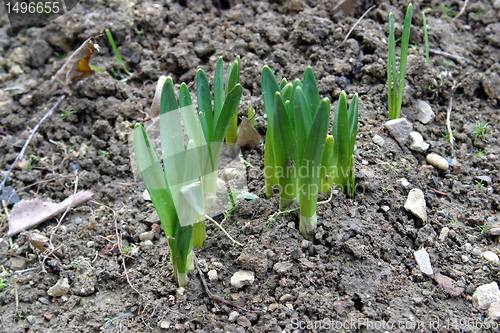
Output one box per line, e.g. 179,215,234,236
483,251,499,263
426,153,449,171
439,227,450,241
380,205,390,212
372,134,385,146
465,243,473,252
159,320,171,329
207,269,218,281
400,178,411,188
139,231,154,242
141,240,153,247
228,311,239,322
176,287,185,297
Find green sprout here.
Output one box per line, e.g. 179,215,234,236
98,149,111,158
0,277,6,291
422,10,430,64
59,108,76,120
474,149,486,159
387,3,413,119
441,129,456,142
477,225,489,235
133,57,242,286
105,29,133,77
473,121,490,140
475,179,485,189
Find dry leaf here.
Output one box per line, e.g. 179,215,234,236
237,118,261,148
7,190,93,236
51,38,100,91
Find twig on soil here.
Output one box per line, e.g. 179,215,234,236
0,95,67,194
341,5,376,45
204,214,243,247
430,187,450,196
446,88,456,148
194,256,254,313
453,0,469,21
429,48,470,66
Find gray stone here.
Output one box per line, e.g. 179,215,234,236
384,118,413,145
404,188,427,223
372,134,385,147
273,261,293,274
409,131,430,152
414,248,433,275
230,270,255,289
400,178,411,189
9,257,27,271
426,153,449,171
472,282,500,310
415,100,435,124
439,227,450,241
47,278,70,297
30,40,53,67
139,231,154,241
490,227,500,236
228,311,239,322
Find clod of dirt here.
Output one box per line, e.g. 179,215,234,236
70,257,97,296
434,273,464,297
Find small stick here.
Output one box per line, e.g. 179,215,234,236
194,257,253,313
0,95,67,193
430,187,450,196
341,5,376,45
446,90,455,147
429,48,469,65
204,214,243,246
453,0,469,21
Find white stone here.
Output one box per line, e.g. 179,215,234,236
414,248,433,275
409,131,430,152
404,188,427,223
47,278,70,297
176,287,185,296
207,269,218,281
488,302,500,320
381,205,390,212
415,100,435,124
372,134,385,146
426,153,449,171
439,227,450,241
473,282,500,310
228,311,239,322
159,320,171,329
400,178,411,188
139,231,154,241
230,270,255,289
483,251,499,263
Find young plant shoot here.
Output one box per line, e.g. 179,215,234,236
262,65,330,237
332,92,359,198
133,58,242,286
422,10,430,64
387,3,413,119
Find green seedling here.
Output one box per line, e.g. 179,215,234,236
60,108,76,120
387,3,413,119
98,149,111,158
422,10,430,64
0,277,6,291
473,121,490,140
474,149,486,159
262,65,330,237
441,129,456,142
133,58,242,285
475,179,485,189
329,92,359,198
477,225,489,235
105,28,132,77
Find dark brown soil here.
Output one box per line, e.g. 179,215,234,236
0,0,499,332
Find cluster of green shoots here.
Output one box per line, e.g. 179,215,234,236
387,3,413,119
262,66,359,237
133,57,242,286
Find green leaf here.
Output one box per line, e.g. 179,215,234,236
213,84,243,143
293,86,308,161
396,3,413,114
196,69,213,141
226,56,240,94
264,132,276,198
319,135,335,193
303,66,320,117
261,66,280,126
174,224,193,274
348,94,359,152
387,12,396,119
192,222,206,249
161,77,179,114
333,92,350,186
132,124,177,237
213,57,225,119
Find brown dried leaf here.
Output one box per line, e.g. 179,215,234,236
237,118,261,149
7,190,94,236
51,38,100,91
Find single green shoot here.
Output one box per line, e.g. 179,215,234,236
474,149,486,159
473,121,490,140
475,179,485,189
98,149,111,158
387,3,414,119
477,225,489,235
105,29,133,77
441,129,456,142
60,108,76,120
422,10,430,64
0,277,6,291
